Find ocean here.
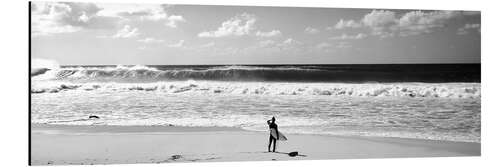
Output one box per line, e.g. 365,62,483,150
30,64,481,142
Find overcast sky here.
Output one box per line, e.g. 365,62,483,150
31,2,481,65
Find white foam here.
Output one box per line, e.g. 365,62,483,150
31,81,481,99
31,82,481,142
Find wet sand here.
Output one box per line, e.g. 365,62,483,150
30,124,480,165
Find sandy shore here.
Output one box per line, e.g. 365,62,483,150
30,124,480,165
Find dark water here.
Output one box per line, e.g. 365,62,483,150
46,64,481,83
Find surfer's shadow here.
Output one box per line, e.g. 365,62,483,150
242,151,307,157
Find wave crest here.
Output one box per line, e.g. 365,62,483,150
31,81,481,98
31,58,60,76
32,65,320,82
31,64,480,83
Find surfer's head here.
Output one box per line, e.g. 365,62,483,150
271,117,276,122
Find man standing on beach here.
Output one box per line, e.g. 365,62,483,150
267,116,279,152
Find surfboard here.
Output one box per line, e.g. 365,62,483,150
270,129,287,141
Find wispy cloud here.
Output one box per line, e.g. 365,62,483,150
31,2,120,36
198,13,256,38
254,38,303,50
256,30,282,37
112,25,140,38
137,37,164,43
114,4,186,28
332,10,466,38
331,19,362,30
304,27,320,34
257,40,277,48
30,2,187,37
165,15,186,28
397,11,461,36
167,40,185,48
329,33,367,40
282,38,303,46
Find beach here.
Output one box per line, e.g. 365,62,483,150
30,64,481,165
28,2,484,166
30,123,480,165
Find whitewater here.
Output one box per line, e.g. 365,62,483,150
31,65,481,142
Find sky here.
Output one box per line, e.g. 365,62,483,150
30,1,481,65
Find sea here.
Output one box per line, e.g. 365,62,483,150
30,64,481,143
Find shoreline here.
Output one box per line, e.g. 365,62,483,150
31,123,480,143
30,123,480,165
31,123,244,134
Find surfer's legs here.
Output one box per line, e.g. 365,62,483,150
268,135,273,152
268,135,278,152
272,137,276,152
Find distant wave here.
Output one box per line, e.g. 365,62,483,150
31,64,481,83
30,68,51,76
31,65,321,82
31,81,481,98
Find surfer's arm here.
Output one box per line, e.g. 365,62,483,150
267,120,271,125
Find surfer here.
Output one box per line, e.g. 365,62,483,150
267,116,279,152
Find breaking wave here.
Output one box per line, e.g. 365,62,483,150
30,81,480,98
31,58,60,77
31,64,481,83
31,65,315,82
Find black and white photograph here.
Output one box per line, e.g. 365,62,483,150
29,1,481,165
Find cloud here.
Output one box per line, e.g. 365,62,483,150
198,14,283,38
167,40,185,48
329,33,367,40
457,23,480,35
332,10,464,37
137,37,164,43
258,40,277,48
276,38,304,50
112,25,139,38
256,30,282,37
397,11,461,36
198,13,256,38
78,12,90,22
113,4,185,28
139,8,167,21
165,15,186,28
360,10,398,37
304,27,320,34
332,19,362,29
31,2,121,36
282,38,303,45
255,38,302,50
362,10,397,28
